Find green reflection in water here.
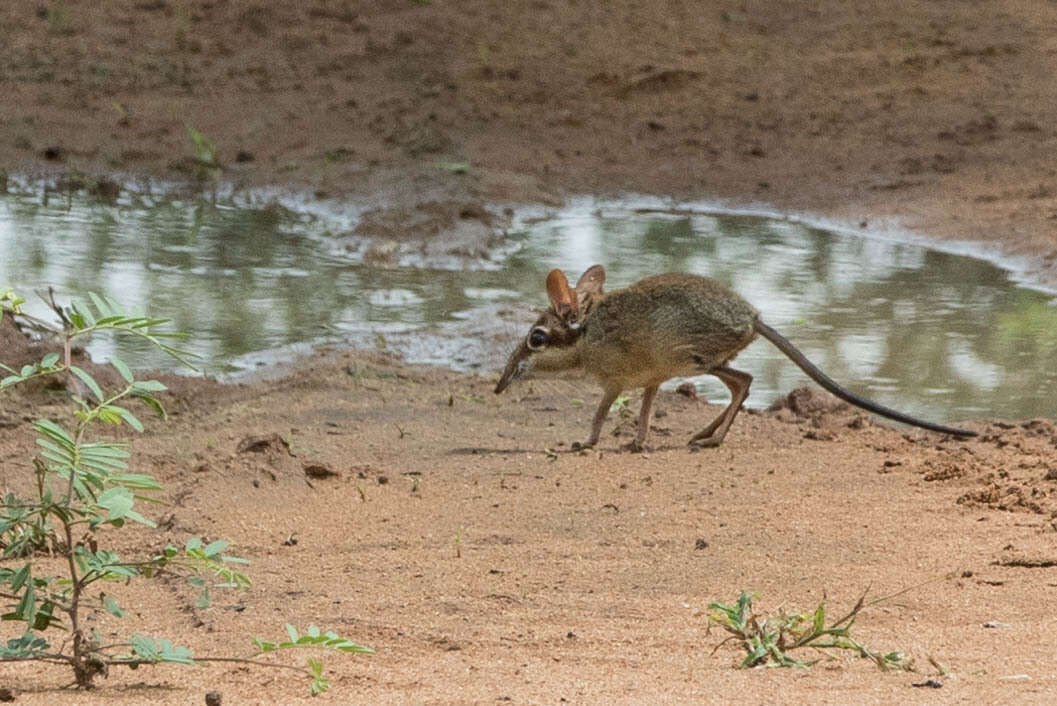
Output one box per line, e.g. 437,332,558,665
1,191,1055,424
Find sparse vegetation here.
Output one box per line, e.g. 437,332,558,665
0,289,371,694
610,395,631,416
186,124,221,182
454,526,464,558
437,162,470,174
707,589,914,671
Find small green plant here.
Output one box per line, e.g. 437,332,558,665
707,589,913,671
186,124,221,182
253,624,375,695
0,288,25,317
610,395,631,417
186,124,218,166
454,526,464,558
0,289,371,693
437,162,470,174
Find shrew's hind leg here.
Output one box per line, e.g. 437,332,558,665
623,383,660,452
688,365,752,448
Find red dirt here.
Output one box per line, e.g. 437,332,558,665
3,2,1057,703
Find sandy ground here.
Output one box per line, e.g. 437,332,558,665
2,1,1057,703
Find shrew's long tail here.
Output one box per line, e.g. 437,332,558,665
754,319,977,437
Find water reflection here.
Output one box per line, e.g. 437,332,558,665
0,189,1055,423
499,205,1057,422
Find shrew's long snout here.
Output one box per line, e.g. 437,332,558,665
494,341,531,394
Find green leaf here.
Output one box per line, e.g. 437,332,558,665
203,539,229,558
77,457,129,475
102,594,125,617
129,634,195,664
884,651,908,667
114,406,144,433
88,292,113,318
111,357,133,383
189,576,211,609
254,638,278,653
80,451,130,470
80,442,131,459
122,507,156,528
97,406,124,426
219,554,250,565
93,315,125,326
158,638,194,664
96,487,134,521
812,602,826,635
132,390,167,420
308,657,330,695
8,564,30,592
129,633,157,660
0,632,50,659
185,537,202,552
437,161,470,174
36,446,75,470
130,317,171,329
261,626,375,655
132,380,167,392
14,581,35,623
40,353,60,369
110,473,162,490
71,299,96,327
69,366,104,402
30,602,58,631
102,294,125,315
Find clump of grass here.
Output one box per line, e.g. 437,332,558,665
185,124,221,183
707,589,914,671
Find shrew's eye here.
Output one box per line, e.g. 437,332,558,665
527,327,549,350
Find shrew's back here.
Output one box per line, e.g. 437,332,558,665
580,274,759,387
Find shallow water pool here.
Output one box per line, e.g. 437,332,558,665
2,187,1055,424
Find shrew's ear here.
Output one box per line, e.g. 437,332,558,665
575,264,605,313
575,265,605,296
545,269,580,323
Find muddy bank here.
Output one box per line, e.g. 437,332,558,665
4,1,1057,284
3,2,1057,703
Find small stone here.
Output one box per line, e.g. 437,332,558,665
675,382,698,399
303,463,339,479
911,679,942,689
